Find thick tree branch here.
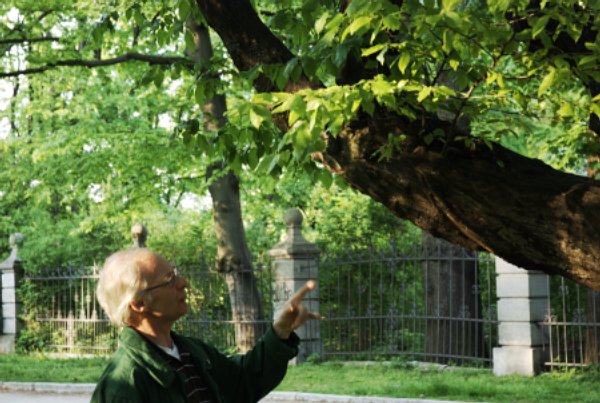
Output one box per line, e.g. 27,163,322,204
0,53,191,78
196,0,315,92
197,0,600,290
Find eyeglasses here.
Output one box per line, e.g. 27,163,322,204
141,269,177,293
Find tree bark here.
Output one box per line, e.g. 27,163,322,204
188,20,265,352
584,289,600,364
195,0,600,291
422,233,484,364
584,156,600,363
207,169,266,352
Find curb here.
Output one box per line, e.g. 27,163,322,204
0,382,95,394
0,382,465,403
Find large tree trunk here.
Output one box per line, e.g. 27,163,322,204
195,0,600,291
584,289,600,364
207,168,266,352
584,157,600,363
189,21,265,352
422,233,484,364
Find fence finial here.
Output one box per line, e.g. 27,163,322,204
131,223,148,248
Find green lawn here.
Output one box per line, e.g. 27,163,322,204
279,362,600,403
0,355,598,403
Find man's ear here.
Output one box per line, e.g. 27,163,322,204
130,298,146,313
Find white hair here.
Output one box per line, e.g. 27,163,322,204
96,248,152,327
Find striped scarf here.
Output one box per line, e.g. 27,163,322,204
153,341,216,403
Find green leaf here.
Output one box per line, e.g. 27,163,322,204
398,53,411,74
371,78,395,97
538,67,556,97
417,86,432,102
578,55,597,69
178,0,191,20
255,154,280,174
315,13,328,34
249,107,264,129
592,103,600,119
489,0,511,13
442,30,453,54
557,103,574,118
442,0,461,12
382,13,401,30
376,47,387,65
301,56,317,77
139,68,155,86
284,58,299,79
153,69,164,88
318,169,333,189
272,94,296,114
289,109,301,126
531,15,550,39
362,44,386,57
341,16,372,41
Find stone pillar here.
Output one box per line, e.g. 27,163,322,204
0,233,24,354
269,208,322,364
493,257,549,376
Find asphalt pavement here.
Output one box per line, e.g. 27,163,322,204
0,382,466,403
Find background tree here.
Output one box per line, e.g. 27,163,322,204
2,0,600,292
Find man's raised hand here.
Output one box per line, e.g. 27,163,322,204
273,280,321,340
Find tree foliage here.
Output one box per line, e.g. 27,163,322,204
2,0,600,288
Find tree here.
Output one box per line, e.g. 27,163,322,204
187,20,266,351
192,0,600,289
422,233,484,363
2,0,600,290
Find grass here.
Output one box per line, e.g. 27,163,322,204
279,362,600,403
0,354,109,383
0,355,599,402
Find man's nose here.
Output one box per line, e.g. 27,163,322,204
176,275,188,289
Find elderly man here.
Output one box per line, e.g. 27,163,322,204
91,247,319,403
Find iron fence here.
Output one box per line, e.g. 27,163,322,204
18,265,116,353
319,240,497,366
539,276,600,369
18,242,600,370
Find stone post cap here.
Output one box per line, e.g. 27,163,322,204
131,223,148,248
1,232,24,270
9,233,24,248
284,208,303,227
269,208,319,258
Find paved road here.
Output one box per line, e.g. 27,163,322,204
0,383,464,403
0,390,89,402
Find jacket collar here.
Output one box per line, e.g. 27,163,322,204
118,327,177,388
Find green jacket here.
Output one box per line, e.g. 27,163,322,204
91,326,299,403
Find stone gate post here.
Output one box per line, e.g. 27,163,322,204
493,257,549,375
269,208,322,363
0,233,24,354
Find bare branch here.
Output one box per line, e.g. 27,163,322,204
0,53,192,78
0,36,59,46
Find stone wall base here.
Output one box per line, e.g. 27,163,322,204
0,335,16,354
493,346,543,376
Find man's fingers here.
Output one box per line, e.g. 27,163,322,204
290,280,316,306
308,312,321,320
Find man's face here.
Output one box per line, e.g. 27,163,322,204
138,252,189,324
